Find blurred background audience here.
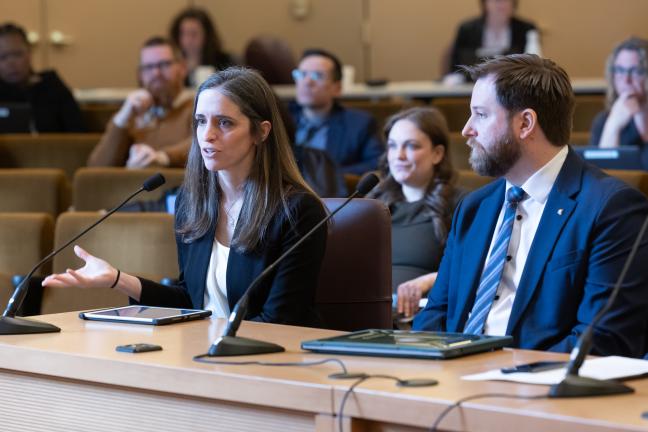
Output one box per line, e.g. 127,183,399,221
591,37,648,168
0,22,84,133
443,0,541,85
169,7,236,88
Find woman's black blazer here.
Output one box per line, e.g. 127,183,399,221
136,192,327,327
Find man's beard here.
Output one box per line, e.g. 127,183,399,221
146,79,177,108
468,127,521,178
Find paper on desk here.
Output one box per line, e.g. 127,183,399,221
462,356,648,385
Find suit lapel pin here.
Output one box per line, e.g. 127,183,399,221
557,208,564,216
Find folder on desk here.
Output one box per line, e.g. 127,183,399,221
302,330,513,359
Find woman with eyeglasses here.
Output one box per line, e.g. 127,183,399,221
44,68,327,327
591,38,648,167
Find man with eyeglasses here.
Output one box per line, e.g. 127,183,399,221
89,36,192,168
289,48,383,175
591,37,648,169
0,22,84,133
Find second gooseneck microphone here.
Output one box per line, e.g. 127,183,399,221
203,173,380,357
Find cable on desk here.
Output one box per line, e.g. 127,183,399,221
194,354,437,432
193,355,351,375
429,392,547,431
337,373,438,432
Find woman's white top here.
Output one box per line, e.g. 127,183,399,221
203,240,231,319
478,26,512,58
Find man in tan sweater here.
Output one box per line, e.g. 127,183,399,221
88,37,193,168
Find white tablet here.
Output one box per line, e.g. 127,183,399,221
79,305,211,325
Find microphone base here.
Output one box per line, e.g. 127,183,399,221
207,335,285,357
0,316,61,335
548,373,634,398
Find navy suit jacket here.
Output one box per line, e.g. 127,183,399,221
137,192,327,327
413,149,648,357
290,102,384,175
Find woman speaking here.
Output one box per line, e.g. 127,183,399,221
43,68,327,327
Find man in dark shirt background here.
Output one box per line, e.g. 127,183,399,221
0,22,85,133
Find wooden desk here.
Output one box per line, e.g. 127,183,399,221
0,313,646,432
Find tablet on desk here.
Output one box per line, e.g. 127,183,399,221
79,305,211,325
302,330,513,359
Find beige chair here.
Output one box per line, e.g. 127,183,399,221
343,174,360,195
456,169,494,192
340,100,422,130
316,198,392,330
0,213,54,275
0,273,13,312
0,133,101,180
448,132,471,170
604,170,648,198
73,167,185,211
0,213,54,309
573,95,605,132
80,103,120,133
570,132,591,146
431,97,470,132
42,212,178,314
0,168,69,216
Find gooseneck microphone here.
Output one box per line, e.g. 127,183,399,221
0,173,166,335
202,173,380,357
548,213,648,398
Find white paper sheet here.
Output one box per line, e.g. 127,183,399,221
462,356,648,385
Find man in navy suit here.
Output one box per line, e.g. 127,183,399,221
289,49,383,175
413,54,648,357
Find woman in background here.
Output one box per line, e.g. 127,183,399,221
44,68,327,327
443,0,540,84
369,107,461,318
169,7,236,87
590,37,648,168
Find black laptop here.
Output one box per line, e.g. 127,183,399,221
301,329,513,360
573,146,643,170
0,103,33,133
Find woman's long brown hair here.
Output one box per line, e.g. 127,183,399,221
368,106,456,247
176,67,316,252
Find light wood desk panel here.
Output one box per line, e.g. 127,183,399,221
0,313,336,432
0,312,647,432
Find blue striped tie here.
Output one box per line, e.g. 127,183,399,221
463,186,526,334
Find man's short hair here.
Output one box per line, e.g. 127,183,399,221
141,36,183,61
0,22,29,44
300,48,342,82
464,54,574,146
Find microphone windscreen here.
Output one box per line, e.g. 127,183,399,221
142,173,166,191
355,172,380,196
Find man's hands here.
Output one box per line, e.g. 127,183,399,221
113,89,155,128
396,272,437,317
126,144,170,168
